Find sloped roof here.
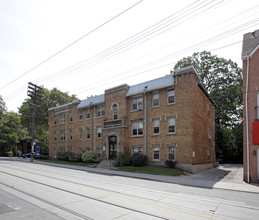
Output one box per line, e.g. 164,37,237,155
126,75,174,97
242,29,259,59
77,94,105,109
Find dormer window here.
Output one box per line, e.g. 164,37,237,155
112,103,118,120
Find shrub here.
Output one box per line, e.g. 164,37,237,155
165,160,176,168
68,152,82,162
132,152,147,167
57,151,70,161
113,152,132,167
34,155,49,160
82,151,97,163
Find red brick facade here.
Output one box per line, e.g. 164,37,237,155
48,66,215,172
242,30,259,182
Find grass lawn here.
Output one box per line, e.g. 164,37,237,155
37,159,94,167
118,166,183,176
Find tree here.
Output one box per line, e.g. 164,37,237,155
174,51,243,163
19,87,77,154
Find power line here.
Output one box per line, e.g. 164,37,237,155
0,0,143,91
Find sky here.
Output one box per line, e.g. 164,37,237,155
0,0,258,112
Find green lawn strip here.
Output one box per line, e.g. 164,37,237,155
118,166,183,176
36,159,94,167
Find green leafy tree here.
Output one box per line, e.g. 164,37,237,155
19,87,77,154
174,51,243,163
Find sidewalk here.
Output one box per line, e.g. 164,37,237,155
7,157,259,194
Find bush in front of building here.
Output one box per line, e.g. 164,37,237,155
68,152,82,162
132,152,147,167
34,155,49,160
81,151,97,163
165,159,176,168
57,151,70,161
113,152,132,167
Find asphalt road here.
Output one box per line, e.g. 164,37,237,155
0,159,259,220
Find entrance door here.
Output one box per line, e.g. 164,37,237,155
109,136,117,159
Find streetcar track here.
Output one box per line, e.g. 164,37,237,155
0,170,172,220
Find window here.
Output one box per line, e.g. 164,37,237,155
208,127,211,139
68,146,72,152
168,88,175,104
69,112,73,122
112,103,118,120
207,104,210,117
152,92,159,107
168,147,175,160
97,105,105,117
69,129,73,141
79,128,83,140
168,118,175,133
97,148,102,158
53,132,56,142
153,147,160,160
54,116,56,125
132,122,143,136
86,128,90,140
132,147,143,153
60,130,65,141
79,146,83,154
86,108,90,119
153,119,160,134
79,109,83,120
97,127,102,139
132,97,143,110
60,114,66,124
208,149,211,161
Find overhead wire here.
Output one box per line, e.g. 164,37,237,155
0,0,144,91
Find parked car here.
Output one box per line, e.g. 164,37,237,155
22,152,39,158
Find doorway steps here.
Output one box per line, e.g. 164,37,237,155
97,159,115,169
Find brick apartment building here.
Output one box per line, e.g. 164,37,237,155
242,29,259,183
48,66,216,173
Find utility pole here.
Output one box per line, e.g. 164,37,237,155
27,82,43,162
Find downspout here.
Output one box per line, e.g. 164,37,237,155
245,56,250,183
144,86,148,156
90,102,93,151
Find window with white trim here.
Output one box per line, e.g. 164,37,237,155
208,126,211,139
60,113,66,124
97,127,102,139
69,112,73,122
132,121,143,136
207,104,210,117
153,119,160,134
60,130,65,142
168,147,175,160
86,128,90,140
132,147,143,154
69,129,73,141
97,105,105,117
79,128,83,140
153,147,160,160
168,88,175,104
97,148,102,158
54,116,56,125
53,132,56,142
112,103,118,120
208,149,211,161
152,92,159,107
132,96,143,110
79,109,83,120
168,118,175,133
86,108,90,119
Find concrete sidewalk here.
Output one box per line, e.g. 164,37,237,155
5,157,259,194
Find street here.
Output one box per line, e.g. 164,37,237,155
0,159,259,220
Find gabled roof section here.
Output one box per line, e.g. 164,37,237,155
77,94,105,109
242,29,259,59
126,75,174,97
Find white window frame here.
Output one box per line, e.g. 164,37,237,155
79,128,83,140
69,112,73,123
79,109,83,121
153,147,160,161
54,116,56,125
112,103,118,120
152,92,159,107
168,146,175,160
207,103,210,117
86,108,90,119
208,126,211,139
60,130,65,142
60,113,66,124
132,96,143,110
132,121,143,136
97,105,105,117
153,119,160,135
97,127,102,139
54,132,56,142
86,128,90,140
69,129,73,141
168,117,175,133
97,148,102,158
168,88,175,104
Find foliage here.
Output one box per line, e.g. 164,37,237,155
81,151,97,163
34,155,49,160
57,151,70,161
165,160,177,168
113,151,132,167
132,152,147,167
0,111,29,156
118,166,183,176
174,51,243,163
68,152,82,162
18,87,77,154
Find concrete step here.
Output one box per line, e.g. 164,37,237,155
97,159,115,169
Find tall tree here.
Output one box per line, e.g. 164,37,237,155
174,51,243,163
19,87,77,154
